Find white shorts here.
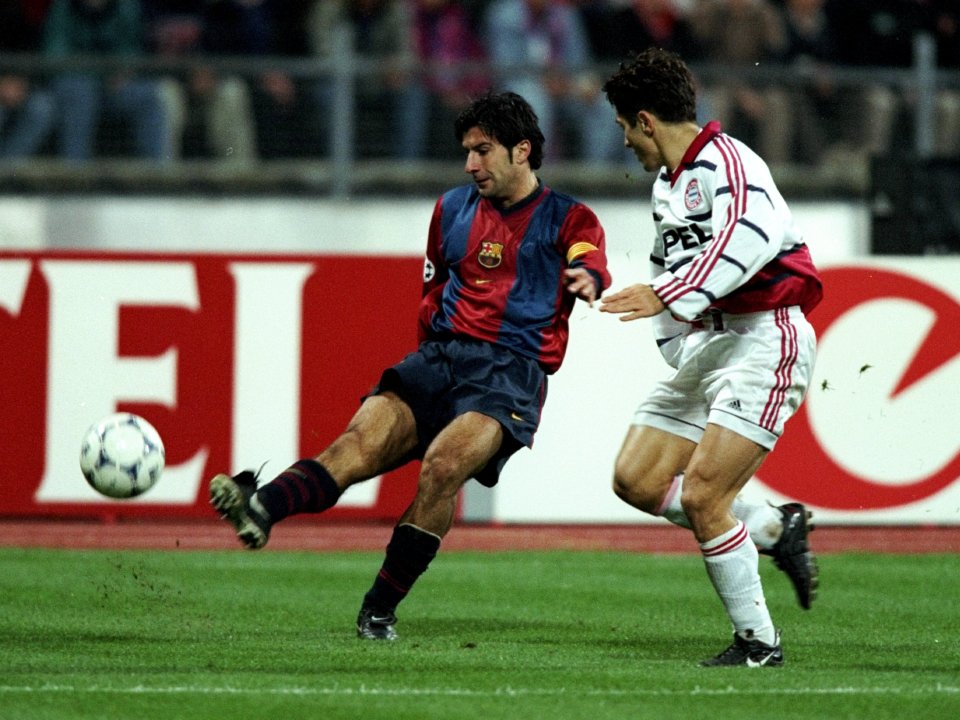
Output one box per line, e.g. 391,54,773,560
633,306,817,450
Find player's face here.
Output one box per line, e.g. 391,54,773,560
617,112,662,172
462,126,530,204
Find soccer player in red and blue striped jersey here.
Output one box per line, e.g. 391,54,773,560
600,48,822,666
210,91,610,641
419,149,609,374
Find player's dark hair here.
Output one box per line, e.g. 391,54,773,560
454,91,545,170
603,48,697,126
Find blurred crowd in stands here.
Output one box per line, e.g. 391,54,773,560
0,0,958,168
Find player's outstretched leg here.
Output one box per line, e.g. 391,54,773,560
760,502,819,610
701,629,785,668
209,470,272,550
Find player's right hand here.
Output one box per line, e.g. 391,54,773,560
599,284,665,321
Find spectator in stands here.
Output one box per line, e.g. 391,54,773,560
773,0,843,165
0,76,57,160
404,0,489,159
22,1,55,27
920,0,960,156
932,0,960,71
484,0,623,163
226,0,318,160
143,0,258,164
306,0,419,159
827,0,960,158
932,1,960,154
583,0,699,63
577,0,705,125
0,1,57,160
687,0,791,164
42,0,173,162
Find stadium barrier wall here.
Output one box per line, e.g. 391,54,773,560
1,197,958,525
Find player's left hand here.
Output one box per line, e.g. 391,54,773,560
563,267,598,307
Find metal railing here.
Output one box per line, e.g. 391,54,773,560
0,33,957,198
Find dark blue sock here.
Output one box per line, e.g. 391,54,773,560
256,459,342,521
362,524,441,612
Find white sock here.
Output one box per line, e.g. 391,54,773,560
731,496,782,551
655,474,691,528
701,521,776,645
656,474,782,551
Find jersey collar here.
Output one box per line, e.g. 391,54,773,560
669,120,722,185
493,177,545,215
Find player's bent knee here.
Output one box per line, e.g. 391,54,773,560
679,483,723,527
612,476,628,502
612,472,659,514
417,456,466,500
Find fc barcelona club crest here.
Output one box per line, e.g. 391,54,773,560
478,241,504,268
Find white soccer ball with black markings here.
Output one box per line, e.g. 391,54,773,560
80,413,165,499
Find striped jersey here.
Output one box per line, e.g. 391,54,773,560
648,121,822,365
419,181,611,374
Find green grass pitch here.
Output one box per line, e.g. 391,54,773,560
2,547,958,719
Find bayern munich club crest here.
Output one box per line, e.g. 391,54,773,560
478,241,504,268
684,179,702,210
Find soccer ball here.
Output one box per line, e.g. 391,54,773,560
80,413,165,499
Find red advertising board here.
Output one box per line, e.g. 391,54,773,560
0,251,423,520
4,253,960,524
490,259,960,525
760,265,960,513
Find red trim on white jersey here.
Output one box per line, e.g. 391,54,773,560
647,122,822,330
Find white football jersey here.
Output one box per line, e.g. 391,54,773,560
647,121,821,366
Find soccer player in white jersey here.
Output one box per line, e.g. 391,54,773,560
599,48,823,667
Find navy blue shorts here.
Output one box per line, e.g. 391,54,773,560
372,338,547,487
